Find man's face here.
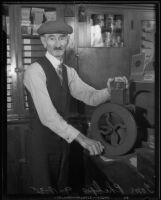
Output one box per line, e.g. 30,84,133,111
41,33,69,59
97,15,104,27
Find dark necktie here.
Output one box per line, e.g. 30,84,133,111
57,64,63,85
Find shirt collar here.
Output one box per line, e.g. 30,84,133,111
45,51,62,70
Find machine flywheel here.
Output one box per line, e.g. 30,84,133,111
88,103,137,158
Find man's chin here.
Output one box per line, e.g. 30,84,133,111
53,52,64,57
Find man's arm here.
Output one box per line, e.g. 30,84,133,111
67,66,111,106
24,63,105,155
67,66,128,106
24,63,80,143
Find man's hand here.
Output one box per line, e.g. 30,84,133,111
107,76,129,94
75,133,104,156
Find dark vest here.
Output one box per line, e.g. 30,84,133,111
26,56,70,140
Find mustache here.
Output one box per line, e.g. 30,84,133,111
53,47,63,50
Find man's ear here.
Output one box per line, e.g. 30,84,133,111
40,36,47,48
66,35,70,46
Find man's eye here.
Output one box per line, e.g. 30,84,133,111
59,36,66,40
50,37,56,40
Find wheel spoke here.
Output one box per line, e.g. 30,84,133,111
114,123,126,131
117,128,126,143
105,113,114,128
111,132,119,146
99,125,110,134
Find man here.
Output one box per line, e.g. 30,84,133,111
24,20,128,194
91,14,105,47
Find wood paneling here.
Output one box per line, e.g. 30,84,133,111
127,9,156,56
64,16,77,69
78,47,130,89
7,123,32,194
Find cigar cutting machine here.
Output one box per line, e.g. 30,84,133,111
88,80,138,159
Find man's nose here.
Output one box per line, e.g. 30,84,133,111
55,38,61,47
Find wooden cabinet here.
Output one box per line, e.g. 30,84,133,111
127,6,156,55
4,4,77,122
76,5,130,89
75,4,155,87
74,4,156,116
4,6,20,119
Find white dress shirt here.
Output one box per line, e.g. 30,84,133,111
24,52,110,143
91,24,104,47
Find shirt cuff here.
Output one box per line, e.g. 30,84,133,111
64,125,80,143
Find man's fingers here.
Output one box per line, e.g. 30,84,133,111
107,78,114,88
94,143,102,155
114,77,124,81
98,141,104,151
80,135,105,156
89,142,104,155
88,144,97,155
113,76,129,89
122,76,129,88
88,146,95,155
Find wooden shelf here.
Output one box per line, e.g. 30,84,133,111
21,35,40,39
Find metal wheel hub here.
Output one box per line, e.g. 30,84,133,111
88,103,137,158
